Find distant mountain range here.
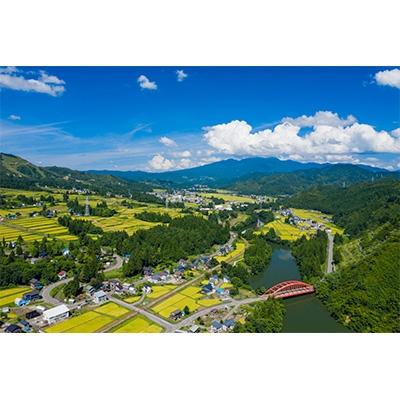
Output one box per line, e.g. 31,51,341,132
1,153,398,196
88,157,398,193
0,153,151,195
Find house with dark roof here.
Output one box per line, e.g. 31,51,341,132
170,309,183,320
210,320,223,332
23,290,42,302
25,310,41,320
223,319,235,330
5,324,23,333
201,283,214,294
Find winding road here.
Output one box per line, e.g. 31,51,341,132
41,254,124,306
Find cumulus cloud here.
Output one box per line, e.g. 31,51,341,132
282,111,357,128
137,75,157,90
203,112,400,164
176,69,188,82
8,114,21,121
159,136,177,147
148,154,175,170
0,67,65,96
172,150,192,158
374,68,400,89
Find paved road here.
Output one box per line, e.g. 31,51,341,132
41,254,124,306
326,232,334,273
109,296,174,331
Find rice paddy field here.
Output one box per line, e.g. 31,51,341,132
111,315,163,333
257,217,310,241
44,302,130,333
199,191,256,203
146,285,177,299
0,286,31,307
151,285,221,319
216,241,246,263
291,208,344,235
123,295,141,304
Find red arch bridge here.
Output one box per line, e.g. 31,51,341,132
263,280,315,299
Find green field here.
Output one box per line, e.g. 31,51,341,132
0,286,31,307
45,302,130,333
111,315,163,333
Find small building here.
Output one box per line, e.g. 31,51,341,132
201,283,213,294
62,248,70,257
15,297,28,307
29,278,43,290
93,290,108,304
25,310,41,320
5,324,23,333
210,320,223,333
23,290,42,302
43,304,69,324
142,285,152,294
57,270,67,280
223,319,235,331
86,285,95,296
170,309,183,320
189,324,200,333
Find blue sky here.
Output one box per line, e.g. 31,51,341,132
1,66,399,171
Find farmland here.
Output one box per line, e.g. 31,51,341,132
151,285,221,319
44,302,130,333
0,286,31,307
216,241,246,263
258,217,309,241
146,284,177,299
199,191,256,203
291,208,344,235
111,315,163,333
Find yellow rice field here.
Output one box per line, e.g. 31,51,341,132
112,315,163,333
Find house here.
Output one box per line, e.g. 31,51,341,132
223,319,235,331
170,309,183,320
93,290,108,304
201,283,213,294
5,324,23,333
210,320,223,333
29,278,43,290
15,297,28,307
43,304,70,324
142,285,152,294
25,310,41,320
57,270,67,280
86,285,95,296
62,248,70,257
23,290,42,302
189,324,200,333
20,320,31,332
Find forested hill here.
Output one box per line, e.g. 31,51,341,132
229,164,398,195
286,179,400,332
0,153,152,196
285,179,400,236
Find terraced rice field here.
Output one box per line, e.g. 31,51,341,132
147,285,177,299
112,315,163,333
151,287,221,319
45,302,130,333
216,241,246,262
0,216,77,242
0,286,31,307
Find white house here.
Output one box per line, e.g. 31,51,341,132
93,290,108,304
43,304,70,324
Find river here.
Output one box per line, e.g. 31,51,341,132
248,247,348,333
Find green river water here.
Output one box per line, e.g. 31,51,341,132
248,247,348,333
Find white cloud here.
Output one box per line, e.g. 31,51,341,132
203,112,400,164
176,70,188,82
282,111,357,128
374,68,400,89
39,70,65,85
8,114,21,121
137,75,157,90
159,136,177,147
148,154,175,170
0,68,65,96
391,128,400,138
172,150,192,158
